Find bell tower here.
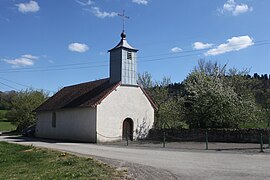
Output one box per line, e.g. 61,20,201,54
108,31,138,85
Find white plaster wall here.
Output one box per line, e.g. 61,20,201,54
36,107,96,142
97,85,154,142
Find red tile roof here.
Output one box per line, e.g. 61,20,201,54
34,78,120,112
35,78,157,112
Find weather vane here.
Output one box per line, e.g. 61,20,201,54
118,10,129,32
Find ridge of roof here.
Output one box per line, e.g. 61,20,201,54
63,78,109,89
34,78,119,112
34,79,157,112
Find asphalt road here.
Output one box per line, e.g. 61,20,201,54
0,136,269,180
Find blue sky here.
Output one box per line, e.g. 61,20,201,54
0,0,269,93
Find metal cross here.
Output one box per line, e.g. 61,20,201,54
118,10,129,31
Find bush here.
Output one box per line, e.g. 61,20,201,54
7,89,48,130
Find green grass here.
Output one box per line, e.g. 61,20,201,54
0,142,127,180
239,122,269,129
0,110,8,120
0,120,16,131
0,110,16,131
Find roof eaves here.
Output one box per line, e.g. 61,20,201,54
139,86,158,110
91,81,122,107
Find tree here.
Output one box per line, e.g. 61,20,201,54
0,90,17,110
138,72,186,129
183,62,258,128
196,59,226,77
137,72,154,89
226,67,253,97
254,87,270,127
6,89,48,130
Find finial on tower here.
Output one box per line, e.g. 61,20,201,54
118,10,129,33
121,31,126,39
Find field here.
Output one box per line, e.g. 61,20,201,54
0,110,16,132
0,121,16,131
0,142,126,179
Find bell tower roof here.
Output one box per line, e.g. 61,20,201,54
108,31,138,52
108,30,138,85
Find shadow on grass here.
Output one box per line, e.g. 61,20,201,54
2,134,96,144
1,130,20,135
0,119,9,122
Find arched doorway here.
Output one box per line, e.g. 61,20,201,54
122,118,133,141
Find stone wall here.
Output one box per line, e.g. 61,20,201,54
148,129,270,143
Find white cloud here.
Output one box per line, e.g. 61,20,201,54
171,47,183,53
205,36,254,56
16,0,40,13
2,54,38,68
219,0,253,16
91,7,117,18
234,4,251,16
193,42,213,50
132,0,149,5
76,1,117,19
21,54,39,59
75,0,93,6
68,43,89,53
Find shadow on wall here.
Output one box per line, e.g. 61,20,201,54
135,117,150,140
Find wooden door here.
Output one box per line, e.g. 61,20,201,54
122,118,133,140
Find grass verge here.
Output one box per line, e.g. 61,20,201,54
0,121,16,131
0,142,127,179
0,110,16,132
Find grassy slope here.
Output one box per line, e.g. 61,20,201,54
0,142,126,180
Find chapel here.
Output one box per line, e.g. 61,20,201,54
35,31,156,142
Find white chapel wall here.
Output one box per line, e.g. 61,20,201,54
36,107,96,142
97,85,155,142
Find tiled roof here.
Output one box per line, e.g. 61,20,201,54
35,78,157,112
34,78,120,112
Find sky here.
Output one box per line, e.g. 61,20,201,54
0,0,269,94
